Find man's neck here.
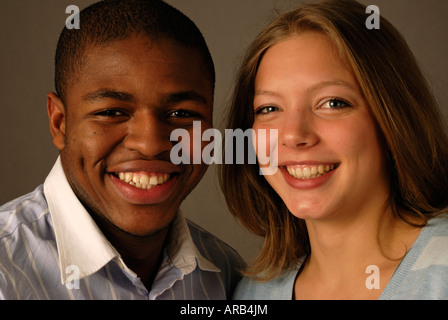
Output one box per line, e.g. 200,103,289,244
117,231,168,289
92,213,171,289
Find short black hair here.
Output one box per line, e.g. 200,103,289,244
55,0,215,103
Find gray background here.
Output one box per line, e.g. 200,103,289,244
1,0,447,261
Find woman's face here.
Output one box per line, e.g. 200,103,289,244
252,32,390,222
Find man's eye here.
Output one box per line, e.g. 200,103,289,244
169,110,195,118
94,109,125,117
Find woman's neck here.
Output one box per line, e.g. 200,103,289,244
295,207,422,299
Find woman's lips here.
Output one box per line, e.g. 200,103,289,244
285,163,338,180
280,162,339,189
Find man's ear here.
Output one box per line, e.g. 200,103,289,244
47,92,66,151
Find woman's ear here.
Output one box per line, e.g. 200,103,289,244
47,92,66,151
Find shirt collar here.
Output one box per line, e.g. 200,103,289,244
44,157,219,284
166,210,220,274
44,157,120,284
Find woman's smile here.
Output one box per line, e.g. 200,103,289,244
253,32,389,220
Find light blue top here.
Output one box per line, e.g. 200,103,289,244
0,157,244,300
234,214,448,300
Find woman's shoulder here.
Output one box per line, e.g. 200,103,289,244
426,212,448,235
232,267,299,300
412,213,448,266
400,213,448,272
381,213,448,299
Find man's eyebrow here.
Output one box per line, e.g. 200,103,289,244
83,89,208,106
83,89,136,103
162,90,209,105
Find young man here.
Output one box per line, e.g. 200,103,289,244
0,0,244,300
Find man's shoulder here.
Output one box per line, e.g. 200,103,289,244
0,185,49,239
186,219,246,269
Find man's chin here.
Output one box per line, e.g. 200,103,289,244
119,223,172,238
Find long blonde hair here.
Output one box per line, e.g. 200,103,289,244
220,0,448,280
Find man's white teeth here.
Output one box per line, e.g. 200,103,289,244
117,172,170,190
286,164,336,180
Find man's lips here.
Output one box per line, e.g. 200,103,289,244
107,159,181,175
114,171,170,190
106,160,182,203
108,173,178,204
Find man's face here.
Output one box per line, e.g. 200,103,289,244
49,35,213,236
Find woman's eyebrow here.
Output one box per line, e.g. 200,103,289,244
254,90,282,98
306,80,357,93
254,80,357,98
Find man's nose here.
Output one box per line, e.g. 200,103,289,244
123,112,172,157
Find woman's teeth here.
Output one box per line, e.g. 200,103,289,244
117,172,170,190
286,164,336,180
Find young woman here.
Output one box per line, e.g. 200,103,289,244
221,0,448,299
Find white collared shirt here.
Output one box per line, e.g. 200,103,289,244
0,158,244,300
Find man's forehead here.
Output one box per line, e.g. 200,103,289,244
77,36,208,78
69,37,207,80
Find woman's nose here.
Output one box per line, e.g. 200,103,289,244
279,110,319,149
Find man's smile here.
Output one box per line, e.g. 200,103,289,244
105,159,184,204
115,172,171,190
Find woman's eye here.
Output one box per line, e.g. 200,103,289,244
321,98,351,110
254,106,279,115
